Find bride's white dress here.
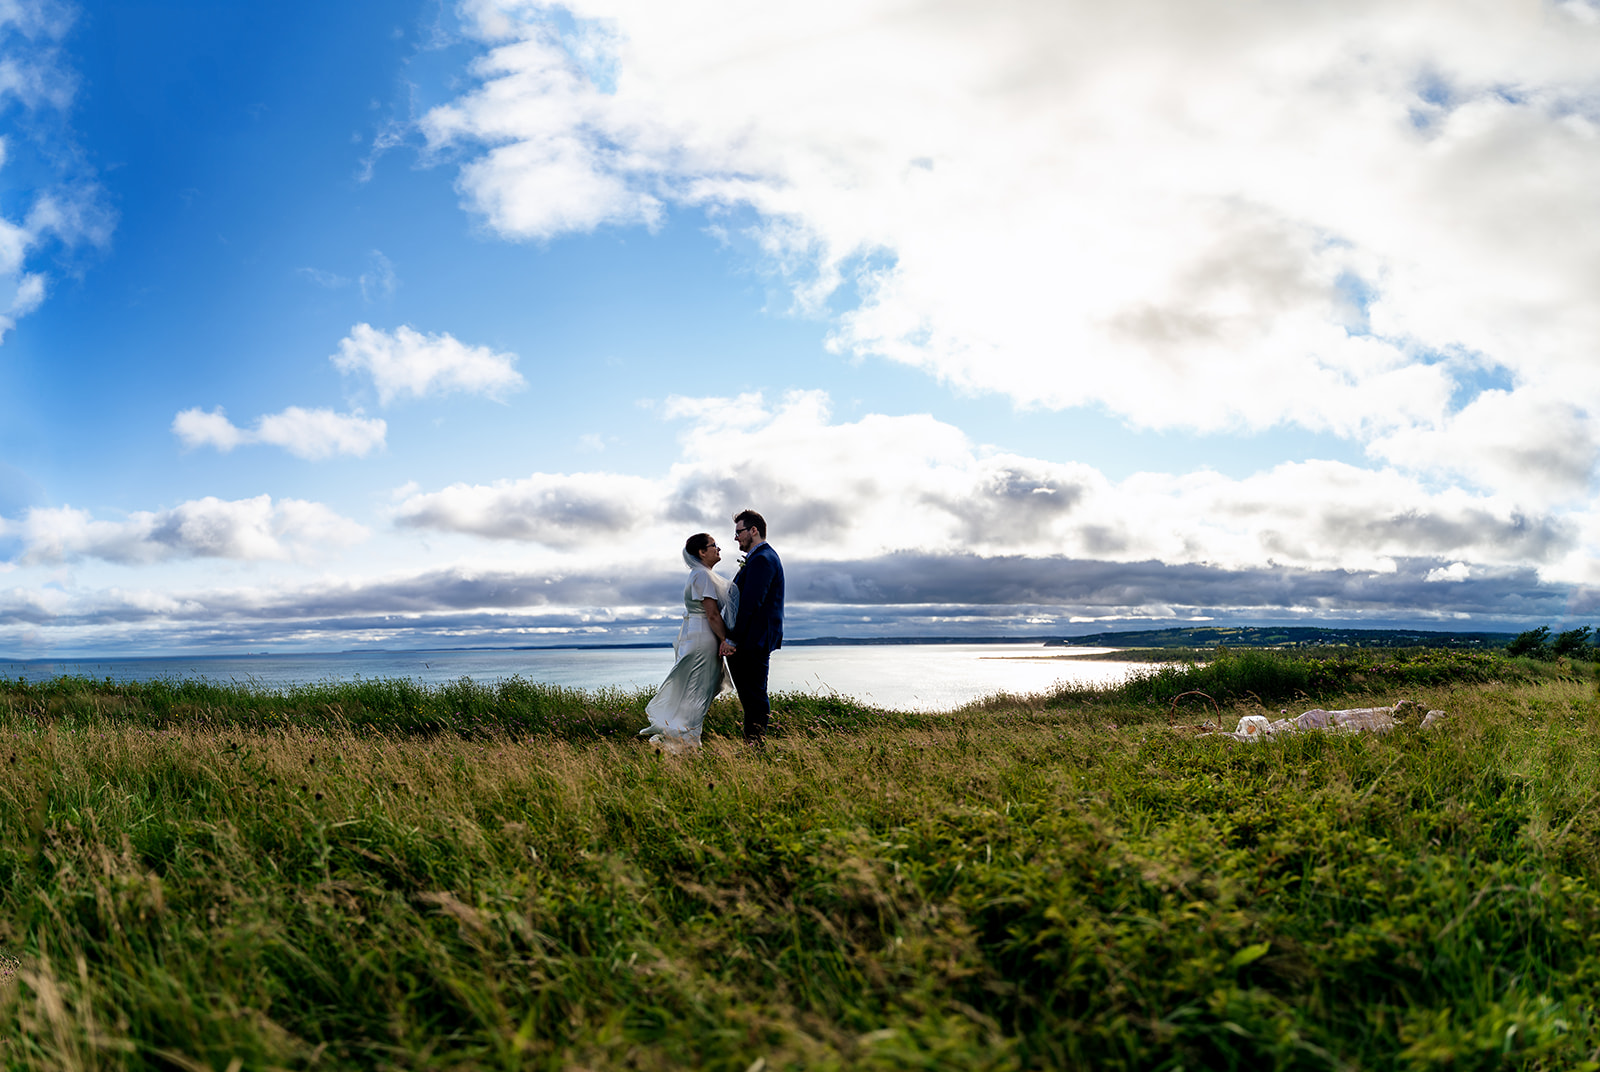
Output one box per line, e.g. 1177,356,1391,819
639,551,737,749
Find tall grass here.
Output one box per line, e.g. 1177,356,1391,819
0,657,1597,1068
0,674,895,741
1095,647,1544,708
1,646,1555,741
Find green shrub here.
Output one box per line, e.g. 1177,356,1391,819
1553,626,1595,658
1507,626,1553,658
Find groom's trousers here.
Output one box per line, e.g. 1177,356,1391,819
728,647,771,743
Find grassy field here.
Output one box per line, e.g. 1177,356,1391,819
0,650,1597,1070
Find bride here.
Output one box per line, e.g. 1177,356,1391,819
639,532,738,750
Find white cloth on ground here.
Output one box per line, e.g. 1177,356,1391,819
639,550,736,749
1227,701,1440,741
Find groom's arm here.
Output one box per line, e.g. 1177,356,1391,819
729,550,776,646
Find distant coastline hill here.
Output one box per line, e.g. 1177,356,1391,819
437,627,1517,652
780,627,1514,649
1048,626,1514,649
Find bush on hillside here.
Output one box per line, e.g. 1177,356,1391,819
1507,626,1553,658
1553,626,1595,658
1506,624,1598,661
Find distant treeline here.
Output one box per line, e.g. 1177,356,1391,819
1053,625,1517,649
1505,625,1598,660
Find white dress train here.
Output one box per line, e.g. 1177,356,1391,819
639,553,736,749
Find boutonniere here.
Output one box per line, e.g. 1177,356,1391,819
737,554,747,567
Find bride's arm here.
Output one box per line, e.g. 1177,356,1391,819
702,598,728,644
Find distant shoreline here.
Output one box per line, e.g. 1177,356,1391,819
0,636,1072,663
328,624,1515,654
2,625,1517,663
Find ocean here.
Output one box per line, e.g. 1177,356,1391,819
2,643,1150,712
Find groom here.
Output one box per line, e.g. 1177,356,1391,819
719,509,784,745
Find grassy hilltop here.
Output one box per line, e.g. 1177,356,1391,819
1055,625,1518,650
1,649,1599,1070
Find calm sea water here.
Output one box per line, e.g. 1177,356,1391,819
1,644,1147,712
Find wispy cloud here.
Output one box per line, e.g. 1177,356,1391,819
359,249,398,302
0,3,115,342
172,406,387,460
357,116,410,184
0,1,77,107
331,322,524,404
297,266,351,289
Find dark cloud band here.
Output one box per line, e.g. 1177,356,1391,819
0,553,1584,654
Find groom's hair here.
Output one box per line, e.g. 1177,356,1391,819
685,532,714,559
733,509,766,538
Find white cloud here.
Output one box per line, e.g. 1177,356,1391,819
426,0,1600,501
12,392,1600,647
394,470,660,547
172,406,387,460
172,407,245,452
254,407,389,460
395,389,1588,577
1368,389,1600,506
331,323,525,404
2,495,368,565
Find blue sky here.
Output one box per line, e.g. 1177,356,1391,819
2,0,1598,654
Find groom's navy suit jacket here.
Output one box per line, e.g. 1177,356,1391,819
731,543,784,653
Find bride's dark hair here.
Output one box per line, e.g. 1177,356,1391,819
685,532,714,560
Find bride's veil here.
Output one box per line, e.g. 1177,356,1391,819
682,547,738,630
